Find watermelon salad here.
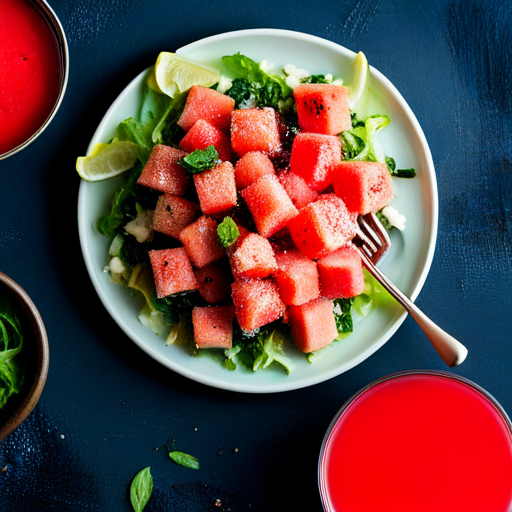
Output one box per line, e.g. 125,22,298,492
95,52,415,374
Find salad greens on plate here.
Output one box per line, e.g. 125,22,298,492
80,50,414,375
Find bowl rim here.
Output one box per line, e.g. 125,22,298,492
0,0,69,160
317,369,512,510
0,271,49,441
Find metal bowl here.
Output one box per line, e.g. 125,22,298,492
0,0,69,160
0,272,49,441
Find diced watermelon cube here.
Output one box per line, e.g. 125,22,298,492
234,151,275,190
231,278,285,333
193,161,237,216
293,83,351,135
229,232,278,279
179,119,233,162
274,249,320,306
194,263,232,304
288,297,338,353
331,161,394,214
178,215,226,268
152,194,200,239
192,304,236,349
137,144,189,195
289,132,342,192
231,107,281,156
317,246,365,299
287,194,358,259
279,170,319,210
241,174,298,238
149,247,198,298
178,85,235,132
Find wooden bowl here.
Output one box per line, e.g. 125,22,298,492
0,271,49,441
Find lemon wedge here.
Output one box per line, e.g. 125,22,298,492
76,141,139,181
348,51,371,118
153,52,220,98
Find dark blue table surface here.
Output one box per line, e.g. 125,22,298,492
1,0,511,510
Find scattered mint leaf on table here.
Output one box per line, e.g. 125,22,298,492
169,451,200,469
130,466,153,512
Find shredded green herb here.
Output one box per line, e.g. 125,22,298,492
0,295,26,409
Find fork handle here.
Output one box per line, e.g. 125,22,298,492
360,254,468,367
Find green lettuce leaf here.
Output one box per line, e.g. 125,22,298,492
222,53,293,110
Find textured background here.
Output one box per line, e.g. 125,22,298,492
1,0,511,510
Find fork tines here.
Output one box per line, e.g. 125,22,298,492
353,213,391,265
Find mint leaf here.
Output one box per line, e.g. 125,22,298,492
130,466,153,512
178,145,220,173
169,451,200,469
217,217,239,248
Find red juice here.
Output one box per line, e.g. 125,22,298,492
319,371,512,512
0,0,62,155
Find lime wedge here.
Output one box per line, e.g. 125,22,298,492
76,141,139,181
146,66,163,93
348,51,370,118
153,52,220,98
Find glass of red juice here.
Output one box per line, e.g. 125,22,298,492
0,0,69,159
319,370,512,512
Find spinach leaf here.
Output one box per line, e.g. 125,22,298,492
169,451,200,470
333,298,355,334
178,145,220,174
130,466,153,512
217,217,239,248
0,295,25,409
385,156,417,178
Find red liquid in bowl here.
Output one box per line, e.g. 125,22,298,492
0,0,62,155
319,372,512,512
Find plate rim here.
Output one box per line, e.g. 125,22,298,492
77,28,438,393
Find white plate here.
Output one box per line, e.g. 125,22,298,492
77,29,438,393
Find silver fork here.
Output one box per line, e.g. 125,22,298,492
352,213,468,367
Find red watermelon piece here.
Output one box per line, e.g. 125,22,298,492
331,161,394,215
289,132,342,192
137,144,189,195
192,304,236,349
149,247,198,298
193,161,237,216
178,85,235,132
195,263,232,304
234,151,275,190
231,107,281,156
288,297,338,353
241,174,298,238
231,278,285,333
317,246,365,299
274,249,320,306
179,119,233,162
293,83,351,135
229,232,278,279
278,171,319,210
287,194,358,259
152,194,200,239
178,215,226,268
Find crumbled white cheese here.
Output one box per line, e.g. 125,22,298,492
259,59,277,73
239,96,256,109
283,63,310,89
124,210,154,243
381,206,406,231
283,63,310,79
217,76,232,94
108,256,126,274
